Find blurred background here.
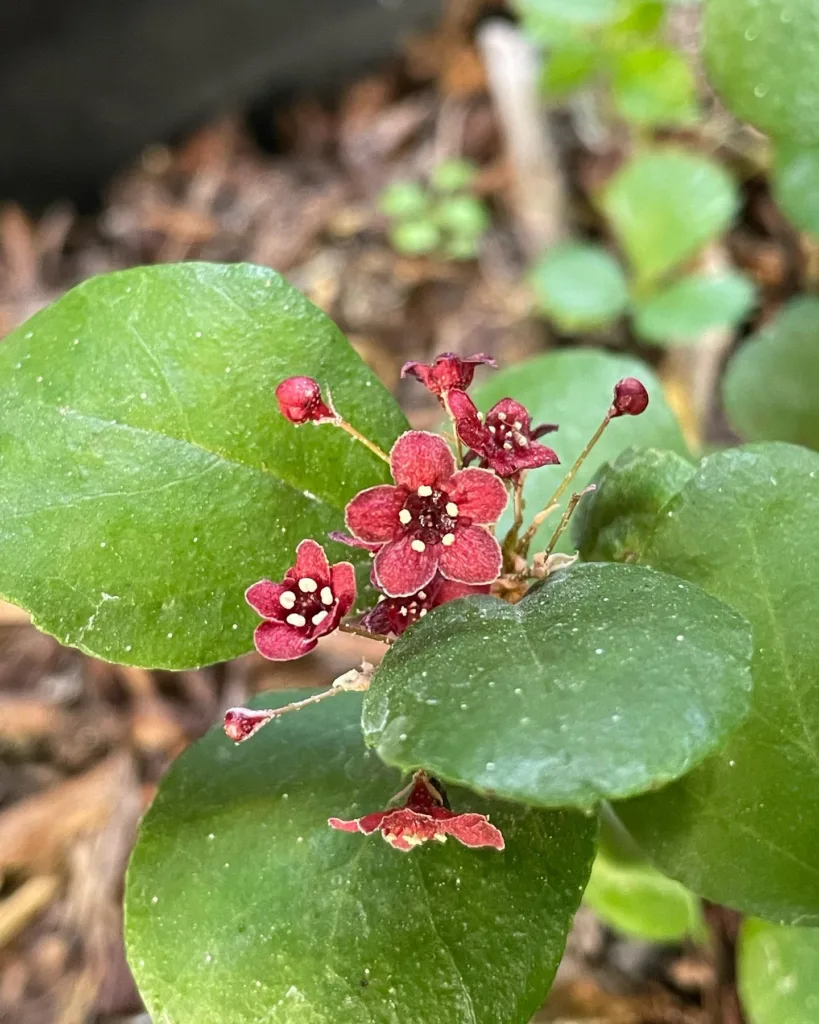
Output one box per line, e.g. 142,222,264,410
0,0,796,1020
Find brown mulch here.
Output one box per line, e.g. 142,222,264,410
0,3,797,1019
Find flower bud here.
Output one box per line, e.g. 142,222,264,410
275,376,335,424
223,707,275,743
610,377,649,418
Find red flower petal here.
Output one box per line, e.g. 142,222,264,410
328,531,381,552
439,525,502,586
440,813,505,850
448,468,508,524
400,361,433,388
245,579,288,619
253,621,317,661
506,442,560,472
489,397,531,429
330,561,357,619
390,430,455,490
436,578,491,602
345,485,403,543
373,536,439,597
293,538,331,585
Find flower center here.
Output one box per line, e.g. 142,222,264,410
278,578,335,629
486,412,528,453
399,487,461,545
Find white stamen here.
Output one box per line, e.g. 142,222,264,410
400,607,408,616
286,613,306,627
477,412,485,421
517,434,528,446
417,485,433,497
488,425,496,434
418,591,427,600
298,577,317,593
419,608,428,617
279,591,296,609
497,411,507,421
442,533,456,546
320,586,333,605
399,509,412,524
311,610,329,626
513,421,522,430
411,539,426,552
503,442,513,450
446,502,459,517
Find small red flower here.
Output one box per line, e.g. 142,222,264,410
401,352,497,400
329,772,505,852
360,573,489,636
245,539,356,660
610,377,649,417
345,430,507,597
449,391,560,479
275,376,336,424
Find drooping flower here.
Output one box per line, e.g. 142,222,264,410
360,573,490,637
345,430,507,597
275,376,336,424
401,352,496,401
329,772,505,852
245,539,356,660
610,377,649,417
449,390,560,479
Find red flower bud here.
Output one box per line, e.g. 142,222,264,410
275,376,336,424
224,707,275,743
610,378,649,418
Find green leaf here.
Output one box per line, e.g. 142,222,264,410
611,47,698,127
519,0,618,43
434,196,490,240
704,0,819,145
584,816,705,942
471,349,688,550
739,919,819,1024
430,159,479,194
530,242,630,330
0,263,407,669
600,148,739,285
572,447,696,562
634,271,756,345
773,141,819,237
723,297,819,449
126,690,597,1024
363,561,753,811
616,443,819,924
390,220,442,256
378,181,429,220
540,44,598,97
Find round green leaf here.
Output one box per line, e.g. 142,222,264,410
430,159,479,194
378,181,429,220
634,271,756,345
363,561,753,810
704,0,819,145
600,148,739,285
0,263,407,668
773,141,819,237
126,691,597,1024
530,242,630,330
617,443,819,924
519,0,618,43
572,446,696,562
390,220,441,256
739,919,819,1024
471,349,688,550
540,44,598,97
724,297,819,450
434,196,490,240
611,47,698,127
585,818,705,942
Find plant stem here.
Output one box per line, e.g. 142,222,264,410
541,489,588,560
517,411,612,556
339,622,393,644
501,477,526,568
336,419,391,464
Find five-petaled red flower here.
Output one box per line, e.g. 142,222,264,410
329,772,505,852
275,376,336,424
361,573,489,637
245,539,356,660
345,430,507,597
449,391,560,479
401,352,496,401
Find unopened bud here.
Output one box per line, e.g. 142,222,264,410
610,378,649,417
223,707,275,743
275,376,335,424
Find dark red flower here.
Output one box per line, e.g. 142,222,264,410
245,539,356,660
275,376,336,424
401,352,497,400
449,391,560,479
360,573,489,636
345,430,507,597
329,772,505,852
610,377,649,417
